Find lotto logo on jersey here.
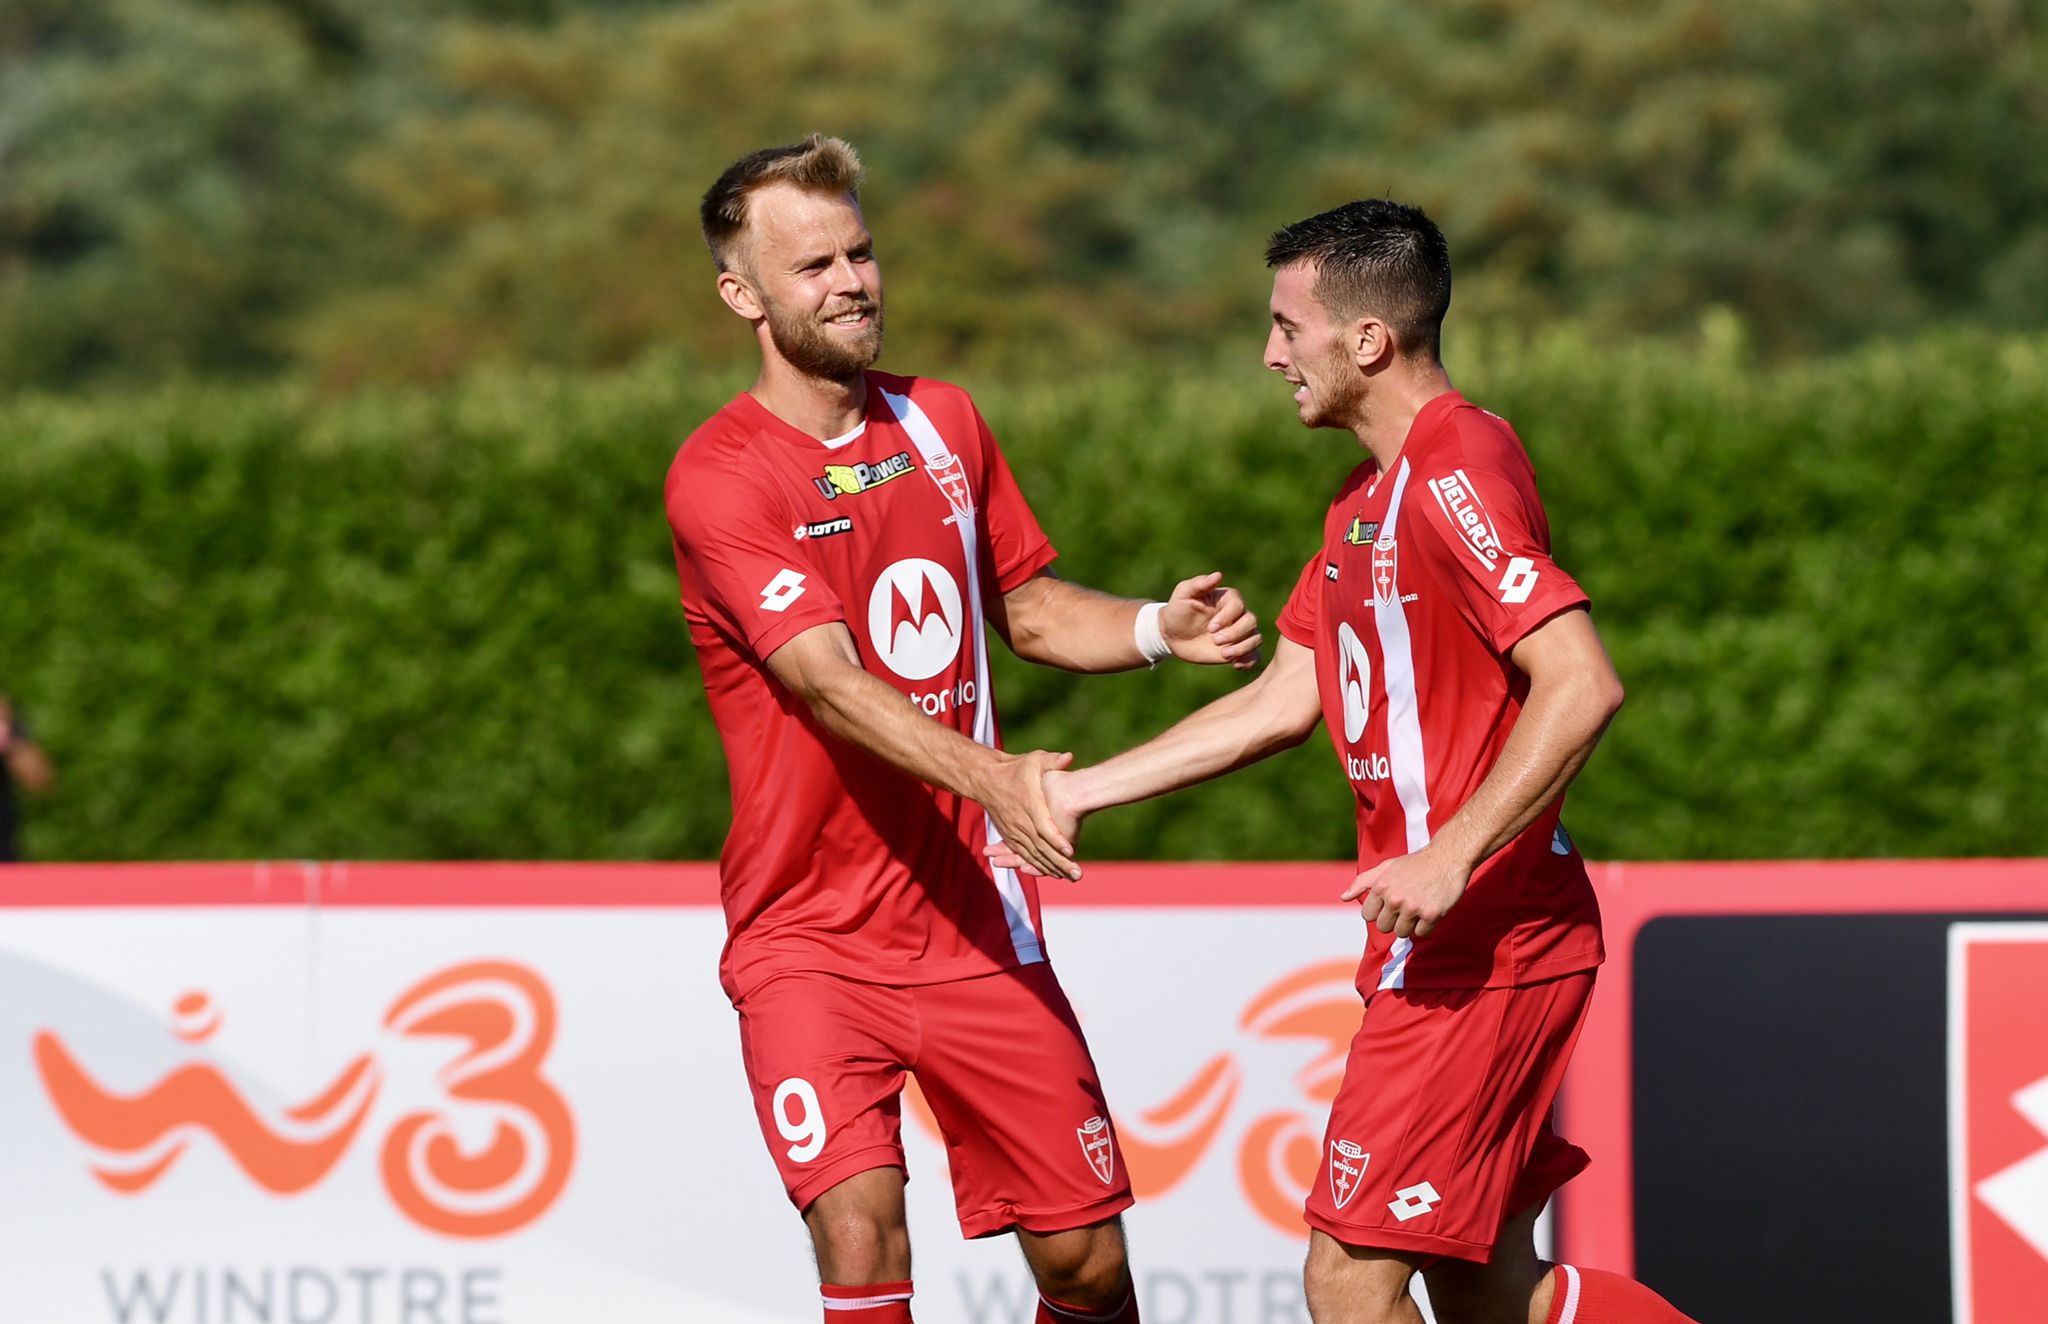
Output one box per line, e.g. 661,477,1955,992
794,517,853,541
1950,924,2048,1322
1427,470,1505,568
814,452,916,500
1328,1139,1368,1210
868,558,964,681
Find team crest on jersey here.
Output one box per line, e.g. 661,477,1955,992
814,451,916,500
923,450,976,527
1370,529,1400,608
1343,517,1380,546
1329,1139,1369,1210
793,517,854,540
1078,1115,1116,1186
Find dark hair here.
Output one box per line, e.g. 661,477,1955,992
699,134,864,273
1265,200,1451,360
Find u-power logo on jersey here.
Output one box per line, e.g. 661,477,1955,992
32,960,575,1238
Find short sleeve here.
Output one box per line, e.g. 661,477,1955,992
973,405,1058,592
667,455,847,661
1414,464,1588,654
1277,551,1326,648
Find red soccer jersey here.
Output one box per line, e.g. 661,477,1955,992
666,371,1058,1002
1278,392,1605,989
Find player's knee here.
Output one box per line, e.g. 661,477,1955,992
1302,1237,1414,1324
1026,1222,1130,1308
808,1205,911,1283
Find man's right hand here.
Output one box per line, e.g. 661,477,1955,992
975,750,1082,880
983,765,1086,878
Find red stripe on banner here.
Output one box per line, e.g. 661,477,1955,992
0,862,313,906
318,861,722,907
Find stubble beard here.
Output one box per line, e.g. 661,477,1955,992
763,294,885,381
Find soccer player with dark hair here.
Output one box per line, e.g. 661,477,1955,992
665,135,1262,1324
997,200,1699,1323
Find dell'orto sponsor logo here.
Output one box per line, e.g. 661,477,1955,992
794,517,853,540
868,558,964,681
33,960,576,1238
1078,1115,1116,1186
1428,469,1505,567
1328,1139,1368,1210
815,451,916,500
1336,622,1372,743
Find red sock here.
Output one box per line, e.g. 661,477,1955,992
1545,1265,1697,1324
1037,1286,1140,1323
822,1279,914,1323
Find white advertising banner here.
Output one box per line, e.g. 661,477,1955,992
0,863,1435,1324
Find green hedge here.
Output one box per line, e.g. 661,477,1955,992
3,333,2043,862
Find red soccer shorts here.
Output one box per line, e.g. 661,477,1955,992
1303,971,1595,1262
734,962,1135,1238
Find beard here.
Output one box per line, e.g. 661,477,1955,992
1296,348,1367,430
762,292,885,380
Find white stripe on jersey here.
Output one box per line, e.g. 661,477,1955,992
1372,458,1432,991
1554,1265,1583,1323
879,387,1044,966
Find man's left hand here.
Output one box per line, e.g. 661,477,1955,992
1160,572,1263,670
1342,847,1471,939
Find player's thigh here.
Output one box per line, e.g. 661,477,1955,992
735,972,916,1211
909,964,1134,1238
1303,974,1593,1265
1303,1228,1431,1321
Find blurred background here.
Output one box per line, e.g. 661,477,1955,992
2,0,2044,864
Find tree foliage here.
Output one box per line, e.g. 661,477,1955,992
2,0,2044,389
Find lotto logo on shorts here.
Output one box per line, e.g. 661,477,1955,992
1387,1180,1442,1222
1077,1116,1116,1186
1328,1138,1369,1210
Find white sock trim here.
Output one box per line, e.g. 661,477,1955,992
822,1287,913,1311
1555,1264,1582,1324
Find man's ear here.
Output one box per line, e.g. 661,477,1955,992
717,268,764,321
1350,315,1398,371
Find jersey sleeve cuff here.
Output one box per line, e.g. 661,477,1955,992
748,605,849,665
1489,591,1591,655
994,541,1058,594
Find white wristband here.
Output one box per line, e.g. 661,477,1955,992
1134,600,1173,667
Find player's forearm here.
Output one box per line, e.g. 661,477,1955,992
1065,680,1312,816
1430,668,1622,871
1004,580,1150,673
799,663,1008,802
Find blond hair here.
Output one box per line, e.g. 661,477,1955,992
699,134,865,273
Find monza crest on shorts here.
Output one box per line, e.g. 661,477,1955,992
1329,1138,1369,1210
1077,1115,1116,1186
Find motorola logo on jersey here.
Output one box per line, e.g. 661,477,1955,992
868,558,964,681
1336,622,1373,742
